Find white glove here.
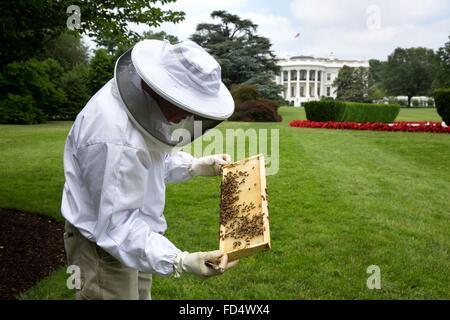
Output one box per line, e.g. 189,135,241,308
189,154,231,176
173,250,239,278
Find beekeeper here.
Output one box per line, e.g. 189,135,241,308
61,39,238,300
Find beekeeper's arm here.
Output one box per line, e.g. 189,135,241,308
76,142,179,275
77,143,236,276
164,151,231,183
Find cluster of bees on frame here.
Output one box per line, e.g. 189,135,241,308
219,162,267,250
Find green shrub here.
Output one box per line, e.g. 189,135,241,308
388,97,398,105
230,84,259,104
434,88,450,125
398,99,408,107
229,99,282,122
88,48,115,95
59,64,90,120
427,98,435,107
0,59,67,119
0,94,47,124
304,100,400,123
243,74,285,104
341,102,400,122
258,98,280,112
412,99,420,107
304,100,345,122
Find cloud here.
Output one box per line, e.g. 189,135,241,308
85,0,450,61
241,12,300,56
284,0,450,59
135,0,252,41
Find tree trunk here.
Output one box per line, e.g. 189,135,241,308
408,96,411,107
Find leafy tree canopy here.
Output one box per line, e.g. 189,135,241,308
141,30,179,44
435,36,450,88
333,66,369,102
190,10,280,92
0,0,185,66
39,32,89,70
382,47,439,106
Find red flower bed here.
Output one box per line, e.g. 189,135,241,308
289,120,450,133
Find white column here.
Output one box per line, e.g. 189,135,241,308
287,70,291,100
296,69,300,100
314,69,318,98
320,70,325,98
306,69,310,99
280,70,284,99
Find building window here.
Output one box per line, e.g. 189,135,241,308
300,86,305,97
327,73,331,81
300,70,306,80
291,85,296,98
309,70,315,81
290,70,297,81
318,71,321,81
283,71,288,82
310,85,314,97
326,87,331,96
317,86,320,97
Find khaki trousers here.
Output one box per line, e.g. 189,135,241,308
64,221,152,300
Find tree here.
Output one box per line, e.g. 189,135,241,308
243,74,285,103
40,32,89,70
382,47,439,106
87,49,116,95
0,59,67,118
0,0,184,66
0,94,47,124
190,10,280,99
60,64,90,119
435,36,450,89
141,30,179,44
368,59,386,100
333,66,369,102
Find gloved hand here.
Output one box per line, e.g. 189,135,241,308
173,250,239,278
189,154,231,176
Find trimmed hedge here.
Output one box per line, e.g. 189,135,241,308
304,100,344,122
434,88,450,125
304,100,400,123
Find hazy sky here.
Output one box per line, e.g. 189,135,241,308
89,0,450,61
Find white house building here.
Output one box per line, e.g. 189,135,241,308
275,55,369,106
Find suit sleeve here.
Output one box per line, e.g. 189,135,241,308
164,151,195,184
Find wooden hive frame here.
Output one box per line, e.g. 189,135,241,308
219,154,271,261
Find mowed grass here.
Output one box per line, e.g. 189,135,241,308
1,107,448,299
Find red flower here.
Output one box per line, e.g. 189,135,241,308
288,120,450,133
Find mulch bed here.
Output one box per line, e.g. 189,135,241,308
0,208,66,299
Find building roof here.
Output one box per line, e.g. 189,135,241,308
276,55,369,68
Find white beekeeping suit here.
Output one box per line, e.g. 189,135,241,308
61,40,238,300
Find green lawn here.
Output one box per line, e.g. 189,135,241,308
1,107,449,299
